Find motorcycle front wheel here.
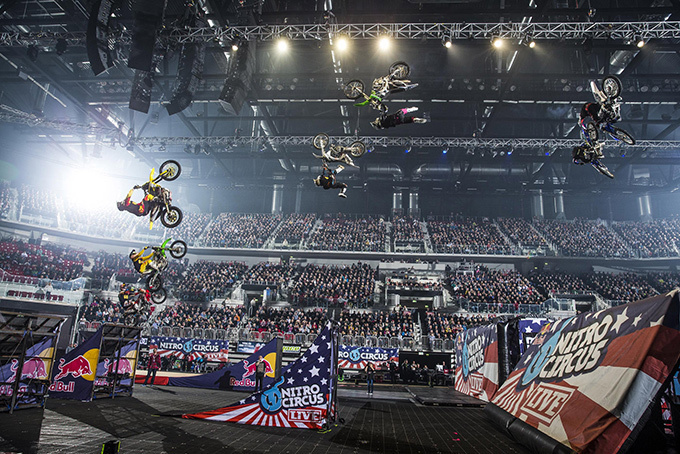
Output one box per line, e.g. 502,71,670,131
607,127,635,145
159,160,181,181
593,161,615,179
161,206,183,228
313,133,330,150
344,80,365,100
151,288,167,304
585,122,599,142
146,274,163,291
602,76,622,99
349,140,366,158
170,240,187,259
389,61,410,80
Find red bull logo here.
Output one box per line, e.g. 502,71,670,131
242,359,273,379
7,358,48,382
54,355,93,381
104,358,134,375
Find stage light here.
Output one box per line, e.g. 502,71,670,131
442,149,448,154
507,150,512,156
636,39,645,48
492,38,503,48
528,40,536,48
378,36,391,51
277,38,289,52
335,37,349,51
232,43,239,51
405,147,410,154
442,36,452,48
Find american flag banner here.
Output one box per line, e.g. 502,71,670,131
518,318,550,354
455,324,498,402
183,322,338,430
487,291,680,454
337,346,399,370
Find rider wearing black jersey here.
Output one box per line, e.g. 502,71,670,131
314,163,348,198
370,107,428,130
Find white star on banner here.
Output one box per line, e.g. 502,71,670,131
298,369,303,374
321,378,328,385
303,377,308,382
611,308,629,334
239,400,245,404
309,344,319,354
250,396,257,401
301,356,307,363
326,342,332,350
287,377,294,385
309,366,320,377
632,314,643,327
318,356,325,363
321,335,326,340
650,315,665,328
525,326,533,333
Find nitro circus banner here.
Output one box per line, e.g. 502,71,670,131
50,327,103,400
337,346,399,370
142,336,229,362
455,325,499,402
236,341,266,354
157,338,279,392
184,322,336,430
95,339,139,390
0,335,56,402
518,318,550,354
488,292,680,454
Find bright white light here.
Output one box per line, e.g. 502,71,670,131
336,37,348,51
493,38,503,48
378,36,391,51
232,43,239,51
64,168,121,207
444,40,452,48
277,38,289,52
528,41,536,48
637,39,645,48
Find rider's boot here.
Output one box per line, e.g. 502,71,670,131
403,107,419,114
590,81,606,103
336,165,345,173
338,188,347,198
413,118,428,124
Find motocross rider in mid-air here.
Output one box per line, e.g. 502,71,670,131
314,163,348,198
129,247,158,274
117,180,162,216
371,107,429,130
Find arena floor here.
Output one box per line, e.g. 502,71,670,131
0,385,529,454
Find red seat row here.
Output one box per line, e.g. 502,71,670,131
6,290,64,302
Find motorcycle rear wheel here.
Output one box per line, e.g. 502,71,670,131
313,133,330,150
344,80,365,100
349,140,366,158
602,76,622,99
389,61,410,80
146,274,163,291
161,206,183,228
608,127,635,145
151,288,167,304
593,161,614,179
170,240,187,259
159,160,181,181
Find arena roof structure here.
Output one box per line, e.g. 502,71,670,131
0,0,679,197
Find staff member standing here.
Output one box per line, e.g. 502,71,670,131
365,362,376,395
255,356,266,391
144,348,161,386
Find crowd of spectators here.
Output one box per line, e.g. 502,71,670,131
306,215,386,252
170,212,212,245
289,263,376,308
385,274,443,292
449,265,546,307
0,181,12,219
528,271,592,296
201,213,282,248
154,302,245,330
533,219,632,258
391,216,424,243
496,218,548,249
19,184,61,218
584,272,659,302
272,214,317,248
90,251,132,289
245,307,327,335
424,312,491,340
79,296,125,325
63,207,140,239
338,306,415,338
243,262,299,286
0,239,87,281
612,219,680,258
428,217,511,254
177,260,248,301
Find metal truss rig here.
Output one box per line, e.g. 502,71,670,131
0,104,120,137
1,21,679,46
132,135,680,151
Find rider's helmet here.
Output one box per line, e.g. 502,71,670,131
120,283,127,291
129,249,136,258
370,119,381,130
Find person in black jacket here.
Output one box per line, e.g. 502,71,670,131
314,163,348,198
370,107,428,130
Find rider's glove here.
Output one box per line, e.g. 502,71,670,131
133,185,141,189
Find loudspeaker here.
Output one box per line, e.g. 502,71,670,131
218,40,255,115
166,42,205,115
127,0,166,72
129,69,153,113
86,0,116,75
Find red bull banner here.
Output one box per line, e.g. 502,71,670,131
96,339,139,391
455,324,499,402
142,336,229,362
50,328,102,400
337,346,399,370
184,322,337,430
487,292,680,454
149,338,280,391
0,335,56,403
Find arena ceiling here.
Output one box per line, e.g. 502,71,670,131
0,0,679,195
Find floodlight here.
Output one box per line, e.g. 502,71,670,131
277,38,289,52
378,36,391,51
492,38,503,48
336,37,349,51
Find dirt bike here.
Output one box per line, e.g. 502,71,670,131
582,76,635,145
574,132,615,179
312,133,365,167
135,160,183,229
119,286,164,325
142,238,187,292
343,62,418,113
